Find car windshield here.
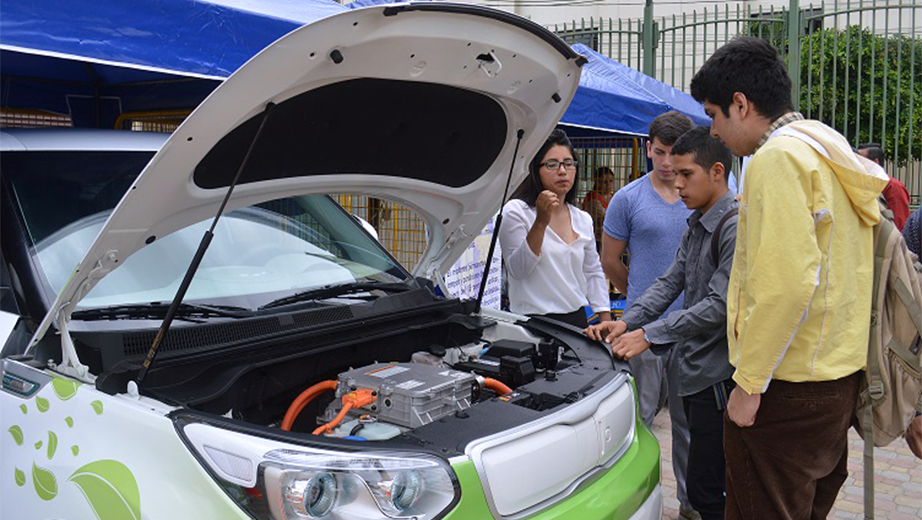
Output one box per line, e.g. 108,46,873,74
3,150,410,310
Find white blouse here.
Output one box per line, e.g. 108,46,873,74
498,199,609,316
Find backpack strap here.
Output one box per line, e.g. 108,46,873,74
862,221,889,520
868,222,890,401
879,195,895,221
894,281,922,352
710,207,739,265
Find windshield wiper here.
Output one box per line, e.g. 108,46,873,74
72,302,253,321
259,281,412,310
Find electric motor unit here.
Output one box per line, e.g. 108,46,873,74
327,362,476,429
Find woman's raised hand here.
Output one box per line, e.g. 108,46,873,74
535,190,560,226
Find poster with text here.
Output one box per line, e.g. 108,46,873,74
443,216,502,309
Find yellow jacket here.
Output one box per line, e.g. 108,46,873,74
727,120,889,394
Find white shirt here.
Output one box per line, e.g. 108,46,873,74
499,199,609,316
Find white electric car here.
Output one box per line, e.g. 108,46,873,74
1,4,662,520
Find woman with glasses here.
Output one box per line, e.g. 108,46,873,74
499,129,612,328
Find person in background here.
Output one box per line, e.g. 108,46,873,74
498,128,611,328
586,127,738,520
582,166,615,245
858,142,910,230
900,213,922,461
600,110,698,520
690,37,889,520
903,207,922,257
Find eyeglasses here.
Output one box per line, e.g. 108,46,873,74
540,159,578,171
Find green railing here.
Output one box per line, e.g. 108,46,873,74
551,0,922,204
550,17,645,71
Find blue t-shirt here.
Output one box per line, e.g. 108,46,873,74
603,174,691,315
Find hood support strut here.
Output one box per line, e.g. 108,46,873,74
137,102,276,385
474,128,524,314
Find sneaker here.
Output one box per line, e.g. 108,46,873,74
679,507,702,520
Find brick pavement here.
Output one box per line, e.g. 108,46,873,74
650,405,922,519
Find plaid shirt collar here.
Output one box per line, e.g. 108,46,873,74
754,111,804,153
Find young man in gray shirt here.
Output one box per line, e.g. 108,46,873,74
588,127,738,520
601,110,697,518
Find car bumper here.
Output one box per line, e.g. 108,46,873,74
443,420,661,520
627,484,663,520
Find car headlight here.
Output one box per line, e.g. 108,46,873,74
174,416,459,520
389,469,422,511
263,449,455,519
284,472,338,517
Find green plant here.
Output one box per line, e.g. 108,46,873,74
799,27,922,166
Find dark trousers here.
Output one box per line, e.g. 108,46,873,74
724,372,860,520
683,381,733,520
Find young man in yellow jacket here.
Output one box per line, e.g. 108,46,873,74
689,38,889,519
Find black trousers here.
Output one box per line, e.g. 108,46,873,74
683,380,734,520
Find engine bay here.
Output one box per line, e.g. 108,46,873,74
285,332,575,440
71,293,624,451
256,311,622,448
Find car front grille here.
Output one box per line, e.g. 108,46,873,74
466,375,635,518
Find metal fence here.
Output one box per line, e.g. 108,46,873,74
114,110,191,133
572,136,644,240
334,194,429,271
553,18,645,72
551,0,922,203
573,136,645,192
0,108,72,128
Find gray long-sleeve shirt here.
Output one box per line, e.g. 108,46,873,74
621,190,738,397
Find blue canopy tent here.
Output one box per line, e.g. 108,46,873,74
0,0,346,128
561,43,709,138
2,1,706,136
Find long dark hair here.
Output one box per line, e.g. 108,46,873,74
511,128,579,207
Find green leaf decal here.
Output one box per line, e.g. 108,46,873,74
34,440,43,450
52,378,80,401
36,396,50,413
20,403,27,414
71,445,80,456
65,417,74,428
32,462,57,501
15,467,26,486
69,460,140,520
91,401,104,415
47,431,58,460
8,425,23,446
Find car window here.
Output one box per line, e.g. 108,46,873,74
3,150,410,310
38,197,408,309
2,151,152,247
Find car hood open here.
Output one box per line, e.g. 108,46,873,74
29,3,584,368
